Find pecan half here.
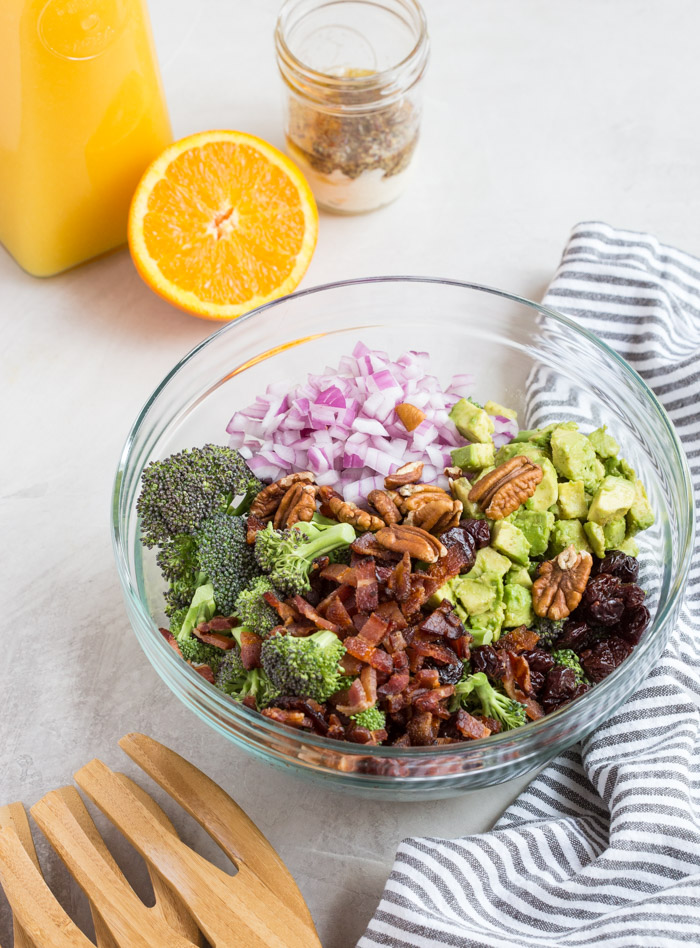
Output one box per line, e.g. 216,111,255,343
468,457,543,519
273,483,317,529
532,544,593,620
368,489,402,524
432,499,463,534
385,461,424,489
404,497,454,531
318,485,385,532
250,471,315,521
395,403,426,432
375,524,447,562
444,466,463,481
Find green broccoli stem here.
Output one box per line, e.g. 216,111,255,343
295,522,356,560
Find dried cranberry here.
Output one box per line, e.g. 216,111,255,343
579,636,632,683
438,526,476,573
540,665,581,713
470,645,506,680
521,648,555,693
459,518,491,550
593,550,639,584
620,584,646,611
424,658,464,686
616,605,651,644
578,573,625,626
556,619,594,651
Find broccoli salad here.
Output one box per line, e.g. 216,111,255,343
137,344,655,747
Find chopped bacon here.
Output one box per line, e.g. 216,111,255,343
285,621,317,637
506,650,532,695
407,711,439,746
496,626,540,653
340,653,364,676
413,685,455,717
324,596,355,634
263,591,298,624
392,650,409,671
352,613,368,633
335,666,377,716
454,709,491,740
271,697,329,734
387,552,412,602
159,627,183,658
316,582,354,615
502,651,544,720
385,629,408,654
292,595,339,633
355,558,379,612
366,649,393,674
375,601,408,630
419,600,466,640
241,695,257,710
192,664,216,684
359,613,390,646
261,708,312,728
239,629,262,670
200,615,238,632
414,668,441,689
326,714,346,741
192,628,236,650
410,638,460,666
427,543,469,586
453,635,472,661
319,563,357,585
378,669,410,696
347,725,388,745
391,733,411,747
400,574,439,619
473,714,502,734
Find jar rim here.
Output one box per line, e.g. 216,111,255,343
275,0,429,110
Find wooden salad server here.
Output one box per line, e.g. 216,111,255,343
0,733,321,948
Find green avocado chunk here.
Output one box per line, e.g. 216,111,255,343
549,519,593,556
512,421,578,448
451,476,487,519
495,442,548,465
604,455,637,481
511,509,554,557
626,479,655,535
588,426,619,459
449,398,495,444
484,400,518,421
503,583,534,627
618,536,640,556
451,442,495,471
587,475,636,525
506,565,533,588
603,519,627,549
491,521,531,566
469,602,507,646
525,458,559,512
557,480,588,520
550,426,605,492
584,521,606,558
470,546,512,578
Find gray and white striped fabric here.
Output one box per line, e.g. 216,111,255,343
359,222,700,948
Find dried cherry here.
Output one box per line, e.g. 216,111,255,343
579,636,632,683
540,665,583,713
593,550,639,584
470,645,506,680
438,525,476,573
578,573,625,626
521,649,556,695
620,584,646,611
556,619,594,652
459,518,491,550
615,604,651,644
424,658,464,686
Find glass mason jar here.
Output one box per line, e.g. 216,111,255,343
275,0,429,214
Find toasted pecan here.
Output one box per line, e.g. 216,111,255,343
532,544,593,620
318,485,385,532
375,523,447,562
384,461,424,489
250,471,315,521
368,489,402,524
468,457,543,519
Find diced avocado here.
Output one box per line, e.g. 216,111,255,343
469,602,506,645
584,521,606,559
551,426,604,492
557,480,588,520
503,583,534,628
468,546,511,579
449,398,495,444
512,421,578,448
626,479,655,535
491,521,531,566
452,577,498,616
495,442,548,465
525,458,559,512
618,536,640,557
451,442,495,471
451,477,486,519
603,519,626,549
507,565,533,588
588,426,619,458
484,400,518,421
587,476,636,525
548,520,593,556
604,455,637,481
549,502,562,519
511,509,555,557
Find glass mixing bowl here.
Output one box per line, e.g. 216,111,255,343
112,278,693,800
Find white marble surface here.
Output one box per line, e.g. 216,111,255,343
3,1,700,945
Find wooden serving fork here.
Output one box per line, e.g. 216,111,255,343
0,733,321,948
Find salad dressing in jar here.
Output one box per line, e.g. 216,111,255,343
275,0,429,214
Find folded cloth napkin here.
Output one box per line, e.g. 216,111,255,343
359,222,700,948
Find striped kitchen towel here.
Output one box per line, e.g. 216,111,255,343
359,222,700,948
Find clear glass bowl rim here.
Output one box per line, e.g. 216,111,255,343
112,275,695,762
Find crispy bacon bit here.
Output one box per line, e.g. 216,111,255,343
419,601,466,640
391,732,411,747
414,668,441,689
192,664,216,684
159,627,184,658
407,711,439,746
375,601,408,630
319,563,357,585
387,551,412,602
272,697,329,734
496,626,540,653
502,652,544,720
454,709,491,740
204,615,238,632
261,708,311,728
263,590,299,624
324,596,355,634
453,635,472,661
335,666,377,716
239,629,262,670
241,695,257,710
355,558,379,612
385,629,408,654
473,714,502,734
427,543,471,586
378,669,410,696
292,595,340,633
410,639,461,666
413,685,455,717
392,650,409,671
359,612,390,646
340,653,364,676
326,714,346,741
192,628,236,650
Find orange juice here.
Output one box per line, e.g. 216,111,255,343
0,0,172,276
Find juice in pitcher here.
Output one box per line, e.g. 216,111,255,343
0,0,172,277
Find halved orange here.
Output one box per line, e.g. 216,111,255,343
128,130,318,320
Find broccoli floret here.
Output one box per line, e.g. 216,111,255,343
137,444,261,547
235,576,280,637
531,615,565,648
260,630,346,701
215,648,280,707
179,635,225,674
352,707,386,731
197,513,260,614
551,649,588,685
254,521,356,596
450,672,527,730
156,533,206,616
168,583,224,672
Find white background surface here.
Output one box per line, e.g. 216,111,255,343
3,1,700,945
